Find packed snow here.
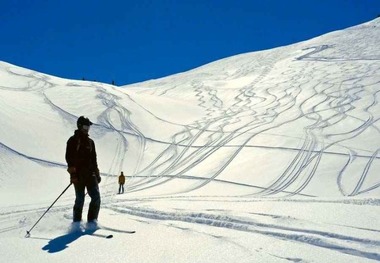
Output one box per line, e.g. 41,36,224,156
0,18,379,262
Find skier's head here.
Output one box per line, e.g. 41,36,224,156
77,116,93,133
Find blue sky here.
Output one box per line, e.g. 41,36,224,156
1,0,379,85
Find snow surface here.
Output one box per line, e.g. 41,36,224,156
0,18,380,263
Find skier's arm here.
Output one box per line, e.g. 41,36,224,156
65,138,77,172
91,140,98,171
92,140,101,182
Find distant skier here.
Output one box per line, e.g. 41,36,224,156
118,171,125,194
66,116,101,227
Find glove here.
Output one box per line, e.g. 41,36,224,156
68,167,78,184
70,174,79,184
67,167,76,175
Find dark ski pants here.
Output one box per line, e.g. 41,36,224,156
73,182,101,222
118,184,124,194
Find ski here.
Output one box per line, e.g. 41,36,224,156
88,232,113,239
99,225,135,234
84,228,114,239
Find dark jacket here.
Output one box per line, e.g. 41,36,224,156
66,130,98,183
119,174,125,185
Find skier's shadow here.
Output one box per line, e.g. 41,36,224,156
42,229,96,253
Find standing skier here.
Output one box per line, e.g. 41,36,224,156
118,171,125,194
66,116,101,228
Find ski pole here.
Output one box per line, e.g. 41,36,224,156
25,183,72,238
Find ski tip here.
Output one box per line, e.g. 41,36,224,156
106,234,113,239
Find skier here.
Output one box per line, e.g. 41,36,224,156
66,116,101,228
118,171,125,194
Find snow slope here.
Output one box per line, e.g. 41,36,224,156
0,18,379,262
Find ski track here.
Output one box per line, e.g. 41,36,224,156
104,203,380,261
2,46,380,197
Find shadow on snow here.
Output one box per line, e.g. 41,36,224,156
42,229,96,253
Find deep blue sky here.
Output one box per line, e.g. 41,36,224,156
1,0,379,85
